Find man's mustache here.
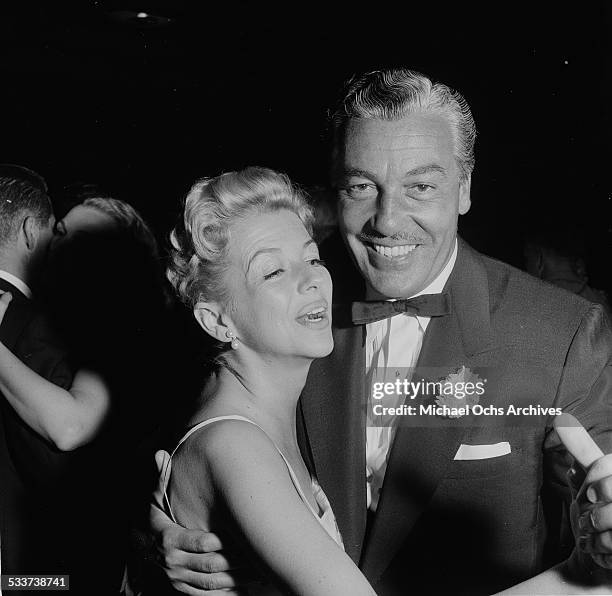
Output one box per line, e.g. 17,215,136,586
358,232,431,245
356,221,431,245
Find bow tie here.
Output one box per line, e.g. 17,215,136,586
351,292,451,325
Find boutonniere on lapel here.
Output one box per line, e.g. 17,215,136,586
434,365,485,419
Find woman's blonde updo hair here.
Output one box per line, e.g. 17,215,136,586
168,166,314,309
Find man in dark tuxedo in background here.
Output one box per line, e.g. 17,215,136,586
151,69,612,595
0,166,76,579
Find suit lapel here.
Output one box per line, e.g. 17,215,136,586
360,239,495,583
299,314,367,563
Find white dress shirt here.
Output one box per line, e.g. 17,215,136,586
365,240,458,511
0,269,32,299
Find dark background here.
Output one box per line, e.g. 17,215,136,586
1,1,610,288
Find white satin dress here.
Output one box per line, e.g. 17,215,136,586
162,415,344,595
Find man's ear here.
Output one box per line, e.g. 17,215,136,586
193,301,233,344
21,216,40,251
458,175,472,216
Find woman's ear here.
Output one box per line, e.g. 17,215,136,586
194,301,233,344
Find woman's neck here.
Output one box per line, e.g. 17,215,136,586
201,351,312,448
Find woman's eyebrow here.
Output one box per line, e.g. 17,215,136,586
246,248,280,273
247,239,316,272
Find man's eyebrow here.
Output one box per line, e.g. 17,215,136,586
339,164,447,182
246,240,315,273
339,168,379,182
405,164,447,177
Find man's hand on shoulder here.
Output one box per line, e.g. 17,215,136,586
150,450,249,595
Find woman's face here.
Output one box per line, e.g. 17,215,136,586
53,205,116,243
221,209,333,361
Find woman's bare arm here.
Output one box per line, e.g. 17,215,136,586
0,291,111,450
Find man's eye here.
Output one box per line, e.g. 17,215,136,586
264,268,284,280
343,183,377,198
412,184,433,193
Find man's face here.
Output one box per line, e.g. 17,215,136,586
335,113,471,299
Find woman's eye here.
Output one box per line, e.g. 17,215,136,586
264,268,284,280
308,259,326,268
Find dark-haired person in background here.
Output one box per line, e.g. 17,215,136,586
0,166,92,587
523,224,611,314
0,171,174,593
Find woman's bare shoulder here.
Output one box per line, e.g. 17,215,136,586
178,418,282,478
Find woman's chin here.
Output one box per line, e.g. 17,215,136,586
277,339,333,362
304,337,334,359
321,338,334,357
256,334,334,361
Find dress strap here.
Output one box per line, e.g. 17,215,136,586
161,415,322,524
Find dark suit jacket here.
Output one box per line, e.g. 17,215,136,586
298,238,612,595
0,277,76,576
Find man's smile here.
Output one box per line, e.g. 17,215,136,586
371,243,417,257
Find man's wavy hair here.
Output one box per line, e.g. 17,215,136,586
330,68,476,182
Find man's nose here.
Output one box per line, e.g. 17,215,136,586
371,189,405,236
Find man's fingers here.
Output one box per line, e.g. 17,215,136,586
155,449,171,475
554,413,604,469
578,503,612,534
165,550,238,574
168,583,208,596
168,568,258,592
171,581,248,596
585,454,612,488
161,525,223,556
586,474,612,504
155,449,172,487
578,529,612,554
166,529,225,555
168,570,239,591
